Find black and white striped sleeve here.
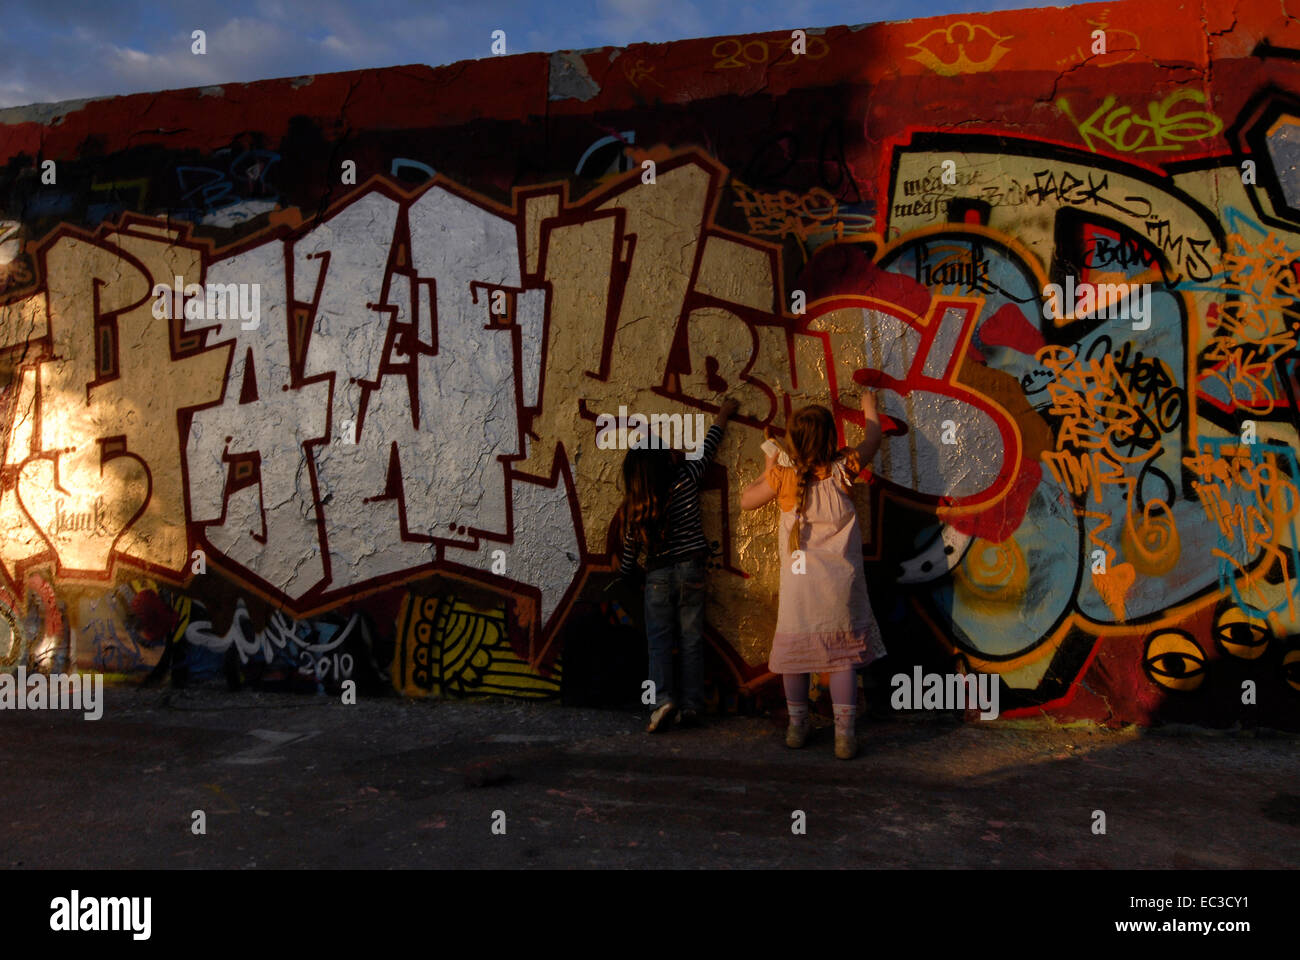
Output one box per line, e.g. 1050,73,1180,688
679,424,724,482
618,526,639,577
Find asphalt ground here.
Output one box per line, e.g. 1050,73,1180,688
1,687,1297,869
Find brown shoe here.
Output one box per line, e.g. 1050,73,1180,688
834,733,858,760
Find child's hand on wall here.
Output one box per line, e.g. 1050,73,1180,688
760,424,785,467
715,397,739,425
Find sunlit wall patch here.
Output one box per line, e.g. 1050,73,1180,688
1214,606,1271,660
1283,646,1300,693
1144,631,1206,692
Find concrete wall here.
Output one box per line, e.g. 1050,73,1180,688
1,0,1298,728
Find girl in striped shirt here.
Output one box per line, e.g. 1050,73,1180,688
617,398,738,732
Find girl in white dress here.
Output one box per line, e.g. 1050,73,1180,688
740,393,886,759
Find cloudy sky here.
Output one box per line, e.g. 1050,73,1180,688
0,0,1095,108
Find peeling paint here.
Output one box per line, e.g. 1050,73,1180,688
549,51,601,102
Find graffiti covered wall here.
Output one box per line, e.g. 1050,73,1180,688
2,0,1299,727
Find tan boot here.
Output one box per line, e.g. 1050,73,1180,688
785,699,810,748
834,733,858,760
786,720,810,749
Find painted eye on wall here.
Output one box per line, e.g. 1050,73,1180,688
1144,631,1206,692
1215,607,1270,660
1283,648,1300,694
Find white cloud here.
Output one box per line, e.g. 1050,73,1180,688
105,18,315,90
318,14,450,63
320,34,353,56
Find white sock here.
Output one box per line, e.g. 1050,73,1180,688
833,703,856,737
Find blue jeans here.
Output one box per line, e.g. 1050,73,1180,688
644,554,706,712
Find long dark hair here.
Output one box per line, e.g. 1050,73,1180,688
620,446,677,554
786,404,838,553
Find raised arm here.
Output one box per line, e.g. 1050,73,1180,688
855,391,883,466
740,443,779,510
680,397,739,482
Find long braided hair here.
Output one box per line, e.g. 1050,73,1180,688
620,446,677,558
783,405,839,554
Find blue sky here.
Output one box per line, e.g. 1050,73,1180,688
0,0,1097,108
